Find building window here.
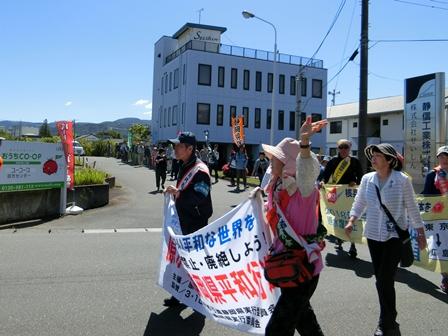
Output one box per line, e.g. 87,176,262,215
183,64,186,85
172,105,178,125
230,105,236,126
312,79,323,98
197,103,210,124
231,68,238,89
312,113,322,132
169,72,172,91
267,73,273,93
353,121,358,128
243,70,250,90
301,77,307,96
243,107,249,127
217,104,224,126
168,107,171,126
352,150,358,157
164,74,168,94
254,108,261,128
383,119,389,126
164,108,167,127
218,66,225,87
198,64,212,86
329,147,337,157
181,103,185,124
256,71,262,92
290,76,296,96
330,121,342,134
161,77,164,95
289,111,295,131
278,110,284,130
279,74,285,94
159,107,162,128
173,69,179,89
300,112,306,126
267,109,272,129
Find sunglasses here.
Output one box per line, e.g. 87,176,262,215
338,144,350,149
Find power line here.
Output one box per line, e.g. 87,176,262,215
393,0,448,11
306,0,347,67
372,38,448,42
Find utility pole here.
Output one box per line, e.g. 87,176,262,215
328,89,340,106
295,67,303,140
358,0,369,172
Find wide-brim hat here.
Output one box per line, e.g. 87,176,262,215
365,143,401,168
262,138,300,176
437,145,448,157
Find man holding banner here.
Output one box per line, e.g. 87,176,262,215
163,131,213,307
321,139,363,257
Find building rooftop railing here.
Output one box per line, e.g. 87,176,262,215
165,40,324,68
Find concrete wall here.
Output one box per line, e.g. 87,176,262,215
0,189,61,224
0,184,109,225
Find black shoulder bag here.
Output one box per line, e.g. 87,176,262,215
375,185,414,267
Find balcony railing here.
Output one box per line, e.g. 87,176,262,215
165,40,323,68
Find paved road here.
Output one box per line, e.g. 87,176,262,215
1,157,446,336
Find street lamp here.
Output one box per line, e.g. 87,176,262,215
242,10,277,145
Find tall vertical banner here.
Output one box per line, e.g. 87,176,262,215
158,195,279,334
231,116,245,146
404,72,446,188
56,121,75,190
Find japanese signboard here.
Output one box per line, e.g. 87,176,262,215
158,195,279,334
56,120,74,190
320,184,448,273
0,140,66,192
404,72,446,187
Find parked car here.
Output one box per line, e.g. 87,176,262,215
73,141,85,156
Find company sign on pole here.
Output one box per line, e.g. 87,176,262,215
0,141,67,192
404,72,445,187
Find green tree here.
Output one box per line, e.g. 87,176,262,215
0,130,14,140
96,130,122,139
128,123,149,143
39,119,52,137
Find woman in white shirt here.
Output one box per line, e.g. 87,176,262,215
344,143,426,336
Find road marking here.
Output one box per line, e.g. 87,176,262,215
82,228,162,234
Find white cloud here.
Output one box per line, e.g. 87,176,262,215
142,102,152,118
65,101,72,107
134,99,150,106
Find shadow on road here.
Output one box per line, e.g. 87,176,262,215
326,249,448,304
325,251,374,278
395,268,448,304
0,217,57,231
143,306,205,336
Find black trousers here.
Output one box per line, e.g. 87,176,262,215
265,276,324,336
235,169,246,189
367,238,401,330
155,170,166,189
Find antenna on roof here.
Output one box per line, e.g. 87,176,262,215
197,8,204,24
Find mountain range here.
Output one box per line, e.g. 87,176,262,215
0,118,151,137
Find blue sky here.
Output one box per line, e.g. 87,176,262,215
0,0,447,123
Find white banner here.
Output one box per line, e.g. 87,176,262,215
158,194,280,334
0,140,66,192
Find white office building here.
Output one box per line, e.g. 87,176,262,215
325,89,448,157
152,23,328,160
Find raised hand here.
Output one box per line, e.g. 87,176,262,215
300,115,328,140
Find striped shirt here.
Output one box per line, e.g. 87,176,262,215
350,170,424,242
